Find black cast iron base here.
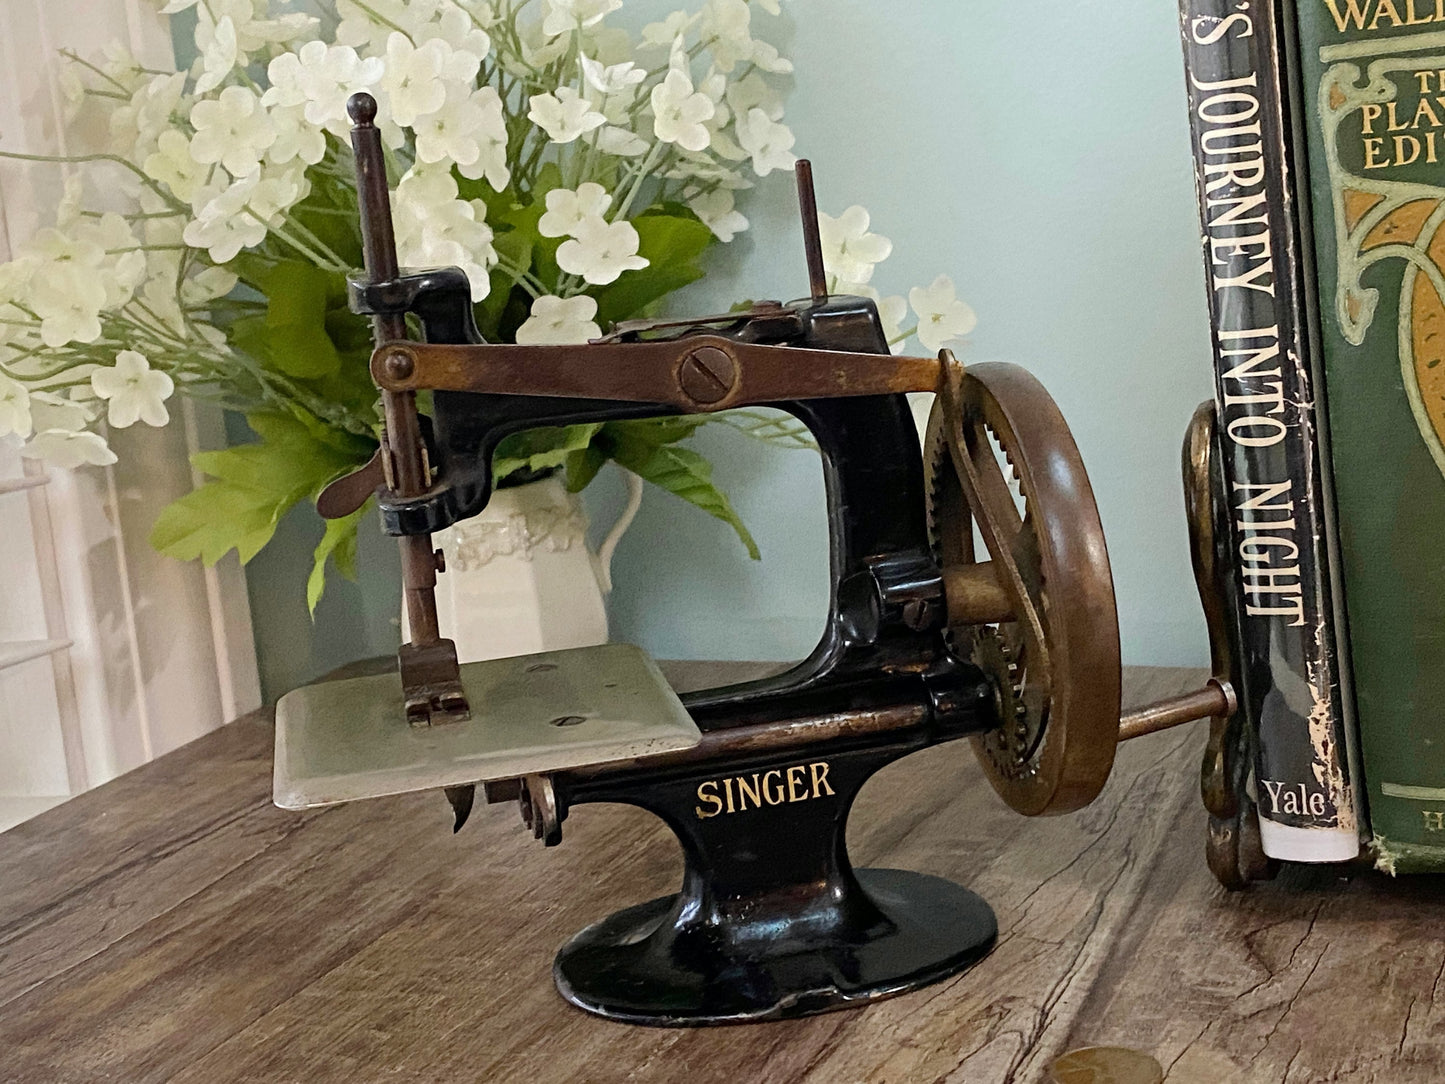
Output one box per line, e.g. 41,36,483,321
554,867,996,1025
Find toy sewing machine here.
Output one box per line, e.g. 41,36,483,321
273,94,1245,1026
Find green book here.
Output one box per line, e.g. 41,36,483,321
1293,0,1445,872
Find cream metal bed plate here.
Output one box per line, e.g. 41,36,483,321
274,644,700,810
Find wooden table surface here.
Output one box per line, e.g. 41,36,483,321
2,664,1443,1083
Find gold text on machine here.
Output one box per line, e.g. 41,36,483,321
695,762,836,819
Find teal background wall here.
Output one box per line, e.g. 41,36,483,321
214,1,1219,698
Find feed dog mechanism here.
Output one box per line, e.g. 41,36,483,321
274,94,1243,1025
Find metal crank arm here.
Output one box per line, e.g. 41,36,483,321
369,336,945,412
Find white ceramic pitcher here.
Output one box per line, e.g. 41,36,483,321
428,470,644,663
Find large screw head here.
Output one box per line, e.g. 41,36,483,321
677,345,737,405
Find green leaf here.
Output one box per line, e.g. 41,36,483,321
592,214,716,327
564,443,607,492
151,410,374,568
307,500,369,616
227,260,345,380
479,229,534,340
492,422,603,483
150,478,303,565
606,423,760,560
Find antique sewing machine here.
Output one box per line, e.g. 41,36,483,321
273,94,1250,1026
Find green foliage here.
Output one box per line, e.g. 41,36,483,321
150,410,374,568
231,261,341,379
571,418,760,559
307,500,370,615
493,423,603,481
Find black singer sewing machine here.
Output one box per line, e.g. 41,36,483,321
273,94,1242,1026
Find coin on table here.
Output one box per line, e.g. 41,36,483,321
1048,1045,1164,1084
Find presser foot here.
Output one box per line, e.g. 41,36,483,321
398,639,470,726
553,742,998,1026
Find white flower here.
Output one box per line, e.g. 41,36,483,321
195,15,239,95
453,85,510,190
593,126,649,157
189,87,276,178
111,72,188,157
394,166,462,220
516,294,601,344
21,229,108,348
197,0,316,54
542,0,621,37
727,72,784,122
662,154,748,190
419,7,492,61
143,130,208,202
581,54,645,96
695,69,746,160
265,104,327,167
909,275,977,353
29,392,92,434
0,376,31,439
818,205,892,285
516,19,570,69
687,187,748,242
747,39,793,74
336,0,440,53
756,0,781,13
184,167,309,263
381,32,480,128
414,83,501,174
264,41,383,136
52,178,86,233
556,216,648,285
72,213,146,309
392,167,496,302
22,430,117,470
528,87,606,144
735,108,795,176
538,183,612,239
651,70,714,152
641,12,695,47
91,350,174,428
182,266,240,305
701,0,752,72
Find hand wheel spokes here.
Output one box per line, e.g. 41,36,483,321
926,355,1121,815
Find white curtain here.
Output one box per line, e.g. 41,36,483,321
0,0,260,823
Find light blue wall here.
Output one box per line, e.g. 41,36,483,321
226,0,1219,696
591,0,1217,667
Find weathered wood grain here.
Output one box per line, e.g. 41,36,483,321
0,666,1439,1083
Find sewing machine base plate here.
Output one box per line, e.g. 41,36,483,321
273,644,699,809
553,868,997,1026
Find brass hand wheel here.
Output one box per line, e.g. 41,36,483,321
925,356,1122,815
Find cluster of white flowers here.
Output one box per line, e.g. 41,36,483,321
814,205,976,356
0,0,806,468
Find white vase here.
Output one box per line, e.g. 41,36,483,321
429,471,644,663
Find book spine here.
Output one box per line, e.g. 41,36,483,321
1176,1,1360,860
1290,3,1445,873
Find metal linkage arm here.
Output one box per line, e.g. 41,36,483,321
369,336,945,412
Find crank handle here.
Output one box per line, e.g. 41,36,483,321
1118,679,1235,742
